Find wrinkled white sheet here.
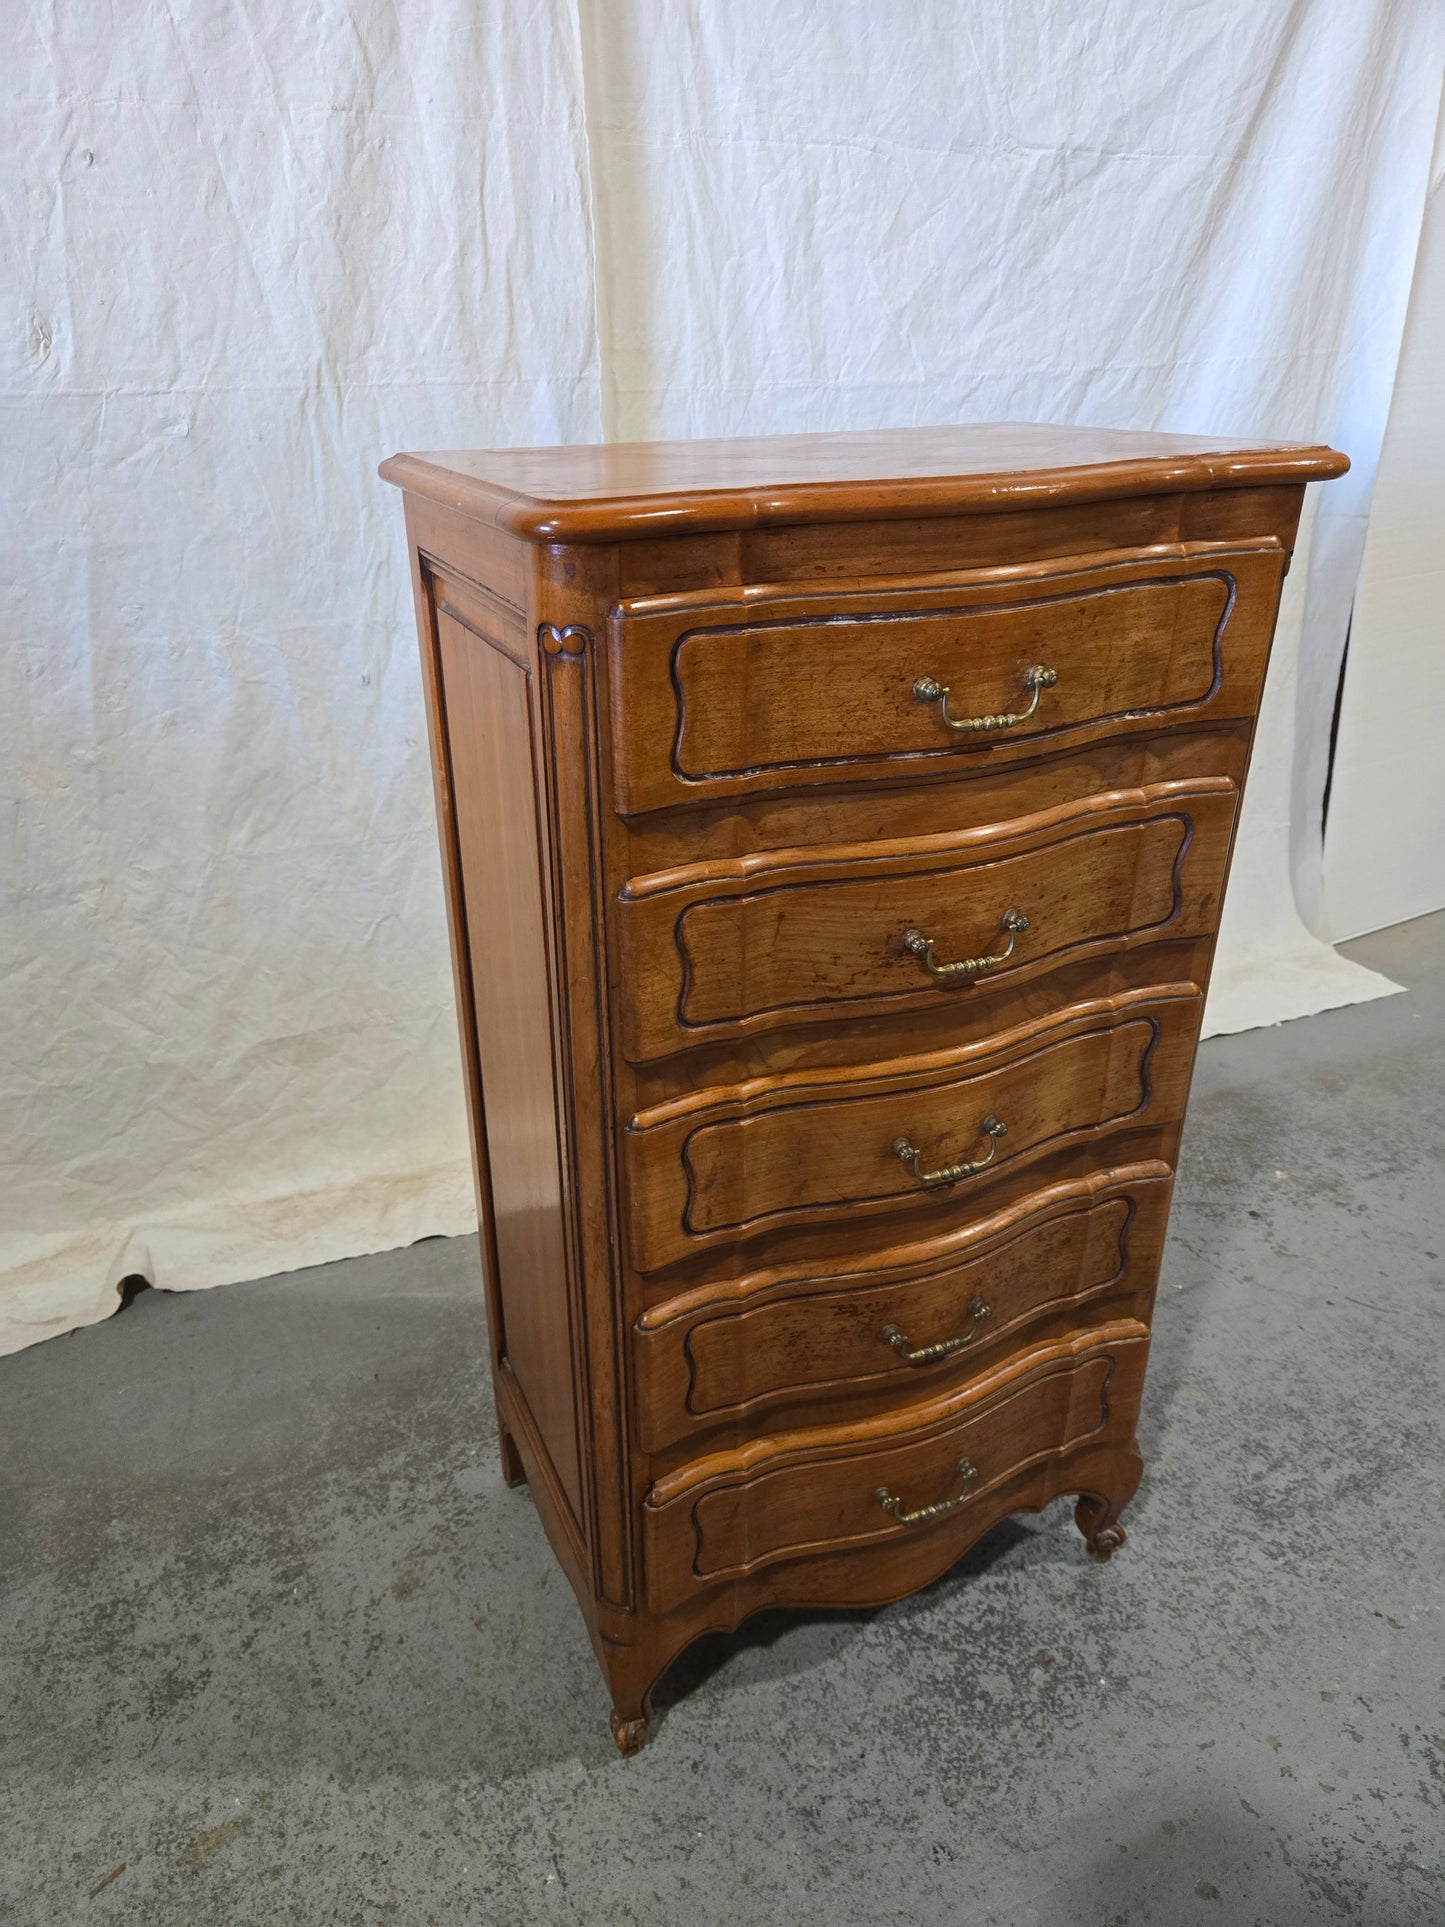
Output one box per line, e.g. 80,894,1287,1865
3,1,1441,1356
1324,103,1445,941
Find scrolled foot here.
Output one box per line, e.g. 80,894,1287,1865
1085,1521,1127,1563
610,1711,649,1756
1074,1491,1130,1563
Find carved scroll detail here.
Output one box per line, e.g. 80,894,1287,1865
539,621,593,658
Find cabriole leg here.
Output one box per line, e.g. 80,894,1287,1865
598,1642,662,1756
1074,1446,1142,1562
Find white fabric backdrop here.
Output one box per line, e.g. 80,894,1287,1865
4,1,1442,1357
1323,95,1445,941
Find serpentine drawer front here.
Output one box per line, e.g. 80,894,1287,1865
623,986,1201,1273
609,546,1288,815
616,780,1236,1061
640,1322,1152,1612
382,420,1347,1752
631,1164,1173,1452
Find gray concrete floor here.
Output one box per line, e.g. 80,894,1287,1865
3,917,1444,1926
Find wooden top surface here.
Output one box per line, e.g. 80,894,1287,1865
380,421,1348,544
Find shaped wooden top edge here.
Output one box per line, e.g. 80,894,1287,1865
378,425,1348,545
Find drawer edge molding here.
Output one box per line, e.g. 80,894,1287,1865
646,1318,1149,1509
627,981,1200,1135
622,988,1200,1267
688,1362,1111,1582
630,1163,1173,1448
619,776,1236,902
615,784,1236,1060
606,544,1294,816
677,1019,1160,1242
636,1160,1172,1330
612,535,1284,621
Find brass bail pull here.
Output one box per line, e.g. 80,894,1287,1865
892,1115,1006,1187
901,909,1028,980
881,1296,991,1365
876,1457,979,1527
913,663,1057,733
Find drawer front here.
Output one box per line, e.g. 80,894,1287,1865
642,1322,1150,1609
616,780,1235,1061
610,546,1284,814
623,985,1200,1273
633,1164,1171,1451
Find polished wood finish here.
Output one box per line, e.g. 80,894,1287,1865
641,1321,1150,1611
383,422,1346,1751
616,781,1235,1060
380,420,1346,542
633,1164,1171,1452
608,548,1283,814
623,985,1201,1273
435,608,585,1519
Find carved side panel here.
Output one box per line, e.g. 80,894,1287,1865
433,600,586,1525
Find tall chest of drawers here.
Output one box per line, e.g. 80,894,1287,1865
381,423,1346,1752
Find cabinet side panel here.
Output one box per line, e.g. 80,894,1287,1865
436,607,585,1521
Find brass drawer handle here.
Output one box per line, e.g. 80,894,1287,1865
892,1115,1005,1186
876,1457,979,1527
913,662,1057,733
881,1295,991,1365
902,909,1028,979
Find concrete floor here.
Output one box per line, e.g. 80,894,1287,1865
3,918,1444,1926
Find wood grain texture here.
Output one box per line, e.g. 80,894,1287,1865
379,421,1346,543
400,510,515,1463
381,423,1346,1749
623,986,1201,1272
670,575,1230,774
614,486,1308,594
632,1162,1172,1452
609,545,1285,813
434,605,585,1524
642,1322,1150,1610
616,780,1235,1060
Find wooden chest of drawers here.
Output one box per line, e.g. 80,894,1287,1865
381,423,1346,1752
